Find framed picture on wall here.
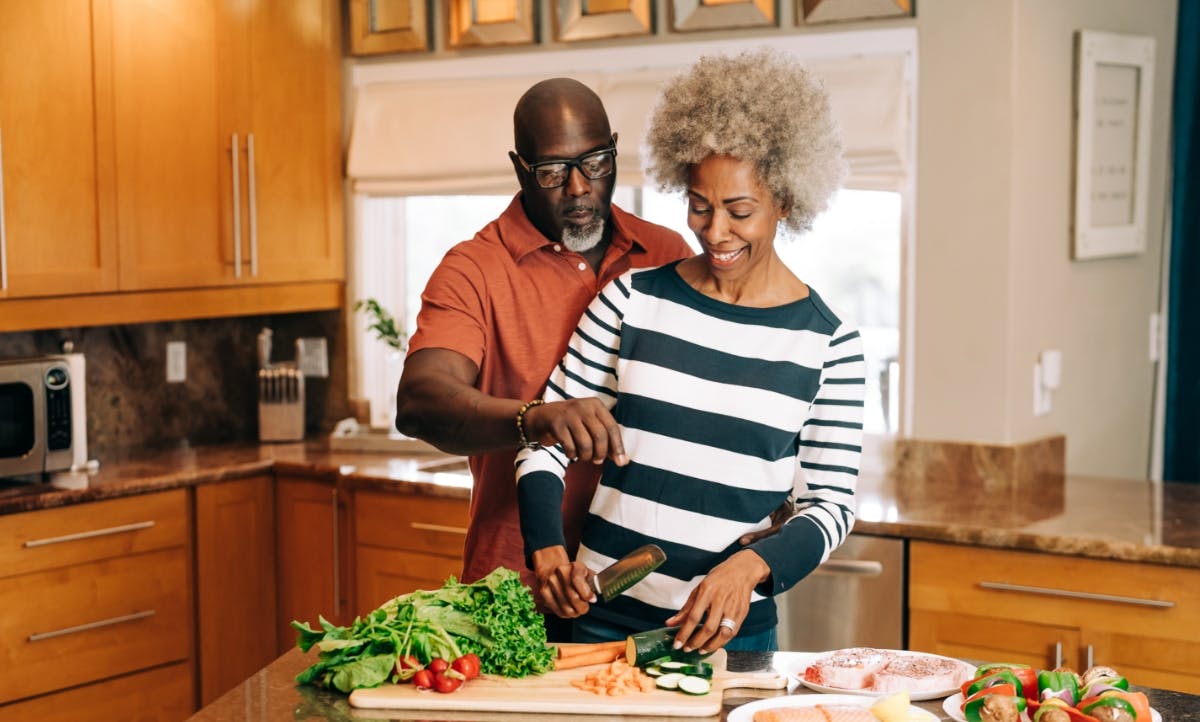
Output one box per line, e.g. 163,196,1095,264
348,0,430,55
1072,30,1156,260
798,0,913,25
446,0,536,49
671,0,776,32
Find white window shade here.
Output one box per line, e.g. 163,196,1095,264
347,40,912,195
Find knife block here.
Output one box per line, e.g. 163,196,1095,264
258,365,305,442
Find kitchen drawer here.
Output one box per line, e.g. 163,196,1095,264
0,660,194,722
0,546,192,704
909,542,1200,640
356,545,464,611
355,490,468,557
0,490,188,578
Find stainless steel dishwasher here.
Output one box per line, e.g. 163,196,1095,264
776,533,906,651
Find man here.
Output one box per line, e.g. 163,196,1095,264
394,78,692,639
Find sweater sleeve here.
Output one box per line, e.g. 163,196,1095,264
749,324,866,595
515,274,631,560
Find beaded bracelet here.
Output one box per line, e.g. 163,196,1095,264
515,399,545,449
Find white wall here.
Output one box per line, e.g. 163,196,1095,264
913,0,1176,478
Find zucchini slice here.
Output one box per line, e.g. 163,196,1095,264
658,661,689,671
644,666,664,677
679,662,714,679
655,673,685,690
677,676,712,696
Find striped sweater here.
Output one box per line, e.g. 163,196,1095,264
515,261,865,635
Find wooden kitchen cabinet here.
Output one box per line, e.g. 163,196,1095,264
0,2,117,298
275,475,351,654
908,540,1200,694
354,490,469,612
109,0,344,290
0,490,194,713
195,476,278,706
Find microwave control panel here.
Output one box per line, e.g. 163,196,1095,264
44,364,73,451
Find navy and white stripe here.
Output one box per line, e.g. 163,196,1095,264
516,262,865,635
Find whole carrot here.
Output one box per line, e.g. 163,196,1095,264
556,640,626,659
553,646,625,670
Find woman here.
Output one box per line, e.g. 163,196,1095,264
515,48,864,655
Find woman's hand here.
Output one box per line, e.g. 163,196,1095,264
524,399,628,466
530,545,597,619
665,549,771,654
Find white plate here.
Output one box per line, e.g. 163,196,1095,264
729,693,937,722
789,650,977,702
942,693,1163,722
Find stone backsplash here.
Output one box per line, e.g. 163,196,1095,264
0,311,349,459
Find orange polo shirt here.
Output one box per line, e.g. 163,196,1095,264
407,194,692,587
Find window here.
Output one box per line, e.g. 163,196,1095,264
355,187,901,434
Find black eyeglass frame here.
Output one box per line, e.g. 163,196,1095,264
513,144,619,189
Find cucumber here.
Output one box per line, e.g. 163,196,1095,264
644,666,664,677
655,672,684,690
626,627,709,666
677,676,711,696
658,661,689,671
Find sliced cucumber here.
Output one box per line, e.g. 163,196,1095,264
655,673,685,690
677,676,712,696
644,666,664,677
658,661,689,671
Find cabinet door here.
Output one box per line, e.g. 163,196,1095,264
275,476,350,654
240,0,344,283
0,660,194,722
357,546,465,612
0,1,117,297
909,609,1083,671
109,0,241,290
195,476,277,706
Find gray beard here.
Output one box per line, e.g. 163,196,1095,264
561,219,605,253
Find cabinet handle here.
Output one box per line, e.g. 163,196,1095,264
1087,644,1094,669
979,581,1175,608
29,609,156,642
247,132,258,277
231,133,242,279
1055,641,1063,668
0,128,8,292
410,522,468,535
23,520,156,548
813,559,883,577
331,488,339,616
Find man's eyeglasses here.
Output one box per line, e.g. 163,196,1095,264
514,146,618,189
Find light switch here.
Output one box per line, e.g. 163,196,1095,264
166,341,187,383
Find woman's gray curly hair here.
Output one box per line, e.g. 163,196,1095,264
643,48,846,233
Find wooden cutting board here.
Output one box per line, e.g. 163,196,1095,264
348,649,785,717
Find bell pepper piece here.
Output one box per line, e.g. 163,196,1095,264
963,693,1027,722
1081,691,1151,722
1029,699,1100,722
1081,695,1139,720
1038,670,1081,706
963,669,1025,699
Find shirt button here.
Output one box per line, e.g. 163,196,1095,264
577,262,586,271
553,244,562,252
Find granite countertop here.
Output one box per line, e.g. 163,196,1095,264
188,647,1200,722
2,437,1198,568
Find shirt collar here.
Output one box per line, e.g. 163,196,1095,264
497,193,648,263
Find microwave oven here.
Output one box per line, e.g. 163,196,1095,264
0,354,88,480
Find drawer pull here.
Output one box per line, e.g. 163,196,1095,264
410,522,468,536
23,521,156,548
29,609,156,642
814,559,883,577
979,581,1175,608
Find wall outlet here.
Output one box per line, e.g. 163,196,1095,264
296,337,329,378
166,341,187,383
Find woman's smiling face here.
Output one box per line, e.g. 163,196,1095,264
686,154,787,280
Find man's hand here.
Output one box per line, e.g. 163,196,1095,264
738,501,793,546
531,546,597,619
523,398,628,466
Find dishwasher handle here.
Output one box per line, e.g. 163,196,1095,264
812,559,884,577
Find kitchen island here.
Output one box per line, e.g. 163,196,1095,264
186,647,1200,721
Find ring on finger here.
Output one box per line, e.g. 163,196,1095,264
719,617,737,632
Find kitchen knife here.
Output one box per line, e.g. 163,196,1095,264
593,544,666,603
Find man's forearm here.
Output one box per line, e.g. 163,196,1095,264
395,380,524,455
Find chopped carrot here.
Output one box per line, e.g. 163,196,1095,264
572,659,655,696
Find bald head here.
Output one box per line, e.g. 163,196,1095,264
513,78,611,157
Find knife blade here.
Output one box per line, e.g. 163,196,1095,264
593,544,666,603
